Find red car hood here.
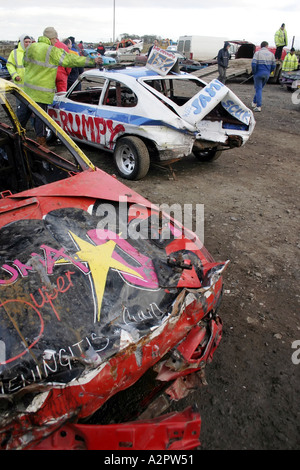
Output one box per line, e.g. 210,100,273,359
0,168,226,450
7,167,151,207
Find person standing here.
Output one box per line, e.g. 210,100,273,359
147,39,158,57
21,26,102,146
7,34,32,122
274,24,288,60
53,34,72,92
282,48,299,72
251,41,276,112
6,34,32,87
78,40,84,55
217,41,231,84
67,36,84,90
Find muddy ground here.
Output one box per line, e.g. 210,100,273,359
82,81,300,450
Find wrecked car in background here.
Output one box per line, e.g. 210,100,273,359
47,46,255,180
280,69,300,91
105,39,144,58
0,77,227,450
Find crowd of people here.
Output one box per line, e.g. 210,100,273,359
217,23,299,112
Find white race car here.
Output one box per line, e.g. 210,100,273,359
48,51,255,180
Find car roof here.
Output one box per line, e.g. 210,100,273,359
82,66,184,81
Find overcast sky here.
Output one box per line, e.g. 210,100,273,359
1,0,299,49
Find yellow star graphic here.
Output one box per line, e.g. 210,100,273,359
69,231,143,322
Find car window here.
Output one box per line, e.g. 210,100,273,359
103,80,138,108
143,77,204,107
67,77,106,105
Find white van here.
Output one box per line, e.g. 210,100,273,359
178,35,231,61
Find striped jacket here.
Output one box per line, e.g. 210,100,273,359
275,28,288,47
24,36,95,104
251,48,276,77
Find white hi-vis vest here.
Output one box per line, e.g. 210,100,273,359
24,36,94,104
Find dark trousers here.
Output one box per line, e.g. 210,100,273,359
17,101,48,137
218,65,227,84
275,46,284,60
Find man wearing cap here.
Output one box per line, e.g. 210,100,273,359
282,48,299,72
274,24,288,60
21,26,102,146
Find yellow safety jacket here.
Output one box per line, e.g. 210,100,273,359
6,41,26,86
274,28,288,47
282,53,299,72
24,36,95,104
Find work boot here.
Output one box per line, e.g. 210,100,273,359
36,136,48,148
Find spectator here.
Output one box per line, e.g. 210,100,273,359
78,40,84,55
282,47,299,72
6,34,32,87
21,26,102,146
217,41,231,84
67,36,84,90
147,39,158,57
96,42,106,55
251,41,276,112
274,24,288,60
7,34,32,122
53,35,72,92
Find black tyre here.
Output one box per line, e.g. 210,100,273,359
193,147,223,162
114,136,150,180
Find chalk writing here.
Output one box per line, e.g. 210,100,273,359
0,299,44,365
191,80,225,115
221,99,251,125
0,244,88,285
0,332,110,394
30,270,75,321
123,302,166,324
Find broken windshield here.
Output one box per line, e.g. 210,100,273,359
143,77,205,107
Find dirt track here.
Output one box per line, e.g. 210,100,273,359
85,81,300,450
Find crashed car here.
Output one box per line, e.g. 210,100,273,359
0,77,227,450
47,48,255,180
105,39,144,57
280,69,300,91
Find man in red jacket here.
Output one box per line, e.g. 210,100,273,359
44,27,71,92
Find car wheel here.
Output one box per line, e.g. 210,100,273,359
114,136,150,180
193,148,222,162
